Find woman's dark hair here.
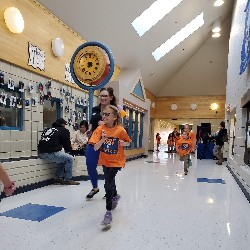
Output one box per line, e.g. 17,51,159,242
100,87,117,106
80,120,89,130
220,121,225,128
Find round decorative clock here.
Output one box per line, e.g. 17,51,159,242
70,41,115,117
73,46,109,86
70,41,114,91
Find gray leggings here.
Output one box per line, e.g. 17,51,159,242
213,145,223,163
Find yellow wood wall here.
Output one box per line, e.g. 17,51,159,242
0,0,120,89
156,96,225,119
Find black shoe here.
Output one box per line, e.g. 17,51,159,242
86,189,99,199
54,178,80,185
64,180,80,185
54,178,66,185
216,162,222,165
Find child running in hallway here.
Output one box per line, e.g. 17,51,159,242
88,105,131,225
176,131,193,175
0,162,16,196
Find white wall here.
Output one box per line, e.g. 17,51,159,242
107,68,151,153
159,17,231,96
227,0,250,194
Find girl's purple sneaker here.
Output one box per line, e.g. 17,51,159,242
111,194,121,210
101,211,112,225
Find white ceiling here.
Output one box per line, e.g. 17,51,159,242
36,0,234,96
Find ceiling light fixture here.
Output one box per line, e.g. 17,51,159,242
132,0,183,37
170,103,177,111
212,32,221,38
210,103,219,110
212,18,221,32
4,7,24,33
152,12,204,61
190,103,197,111
214,0,224,7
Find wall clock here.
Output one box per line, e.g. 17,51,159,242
70,41,115,117
70,41,114,91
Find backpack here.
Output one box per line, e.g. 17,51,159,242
222,133,228,142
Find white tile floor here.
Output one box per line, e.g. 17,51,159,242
1,151,250,250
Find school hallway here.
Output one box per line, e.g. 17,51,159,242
1,152,250,250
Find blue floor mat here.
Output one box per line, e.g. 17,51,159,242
197,178,226,184
0,203,65,222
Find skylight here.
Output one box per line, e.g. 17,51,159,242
152,12,204,61
132,0,183,37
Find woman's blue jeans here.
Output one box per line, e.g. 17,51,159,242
85,144,100,188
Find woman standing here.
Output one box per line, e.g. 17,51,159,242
85,87,117,199
156,133,161,151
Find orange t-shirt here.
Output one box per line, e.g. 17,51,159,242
156,135,161,145
167,137,174,146
176,138,192,156
88,124,131,167
189,131,196,143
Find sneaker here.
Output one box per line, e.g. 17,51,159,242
3,182,16,196
111,194,121,210
216,162,222,165
101,211,112,225
54,178,66,185
86,188,99,199
64,180,80,185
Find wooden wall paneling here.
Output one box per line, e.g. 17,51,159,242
155,96,225,119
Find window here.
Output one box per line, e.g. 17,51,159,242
152,12,204,60
229,110,236,157
43,96,61,129
75,104,88,126
123,106,144,149
0,85,23,130
132,0,183,37
244,102,250,166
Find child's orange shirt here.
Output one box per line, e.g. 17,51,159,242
167,137,174,146
88,124,131,167
156,135,161,145
176,138,193,156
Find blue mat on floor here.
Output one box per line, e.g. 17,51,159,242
197,178,226,184
0,203,65,222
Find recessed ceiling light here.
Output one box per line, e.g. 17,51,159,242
132,0,183,37
152,12,204,61
212,18,221,32
214,0,224,7
212,32,221,38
